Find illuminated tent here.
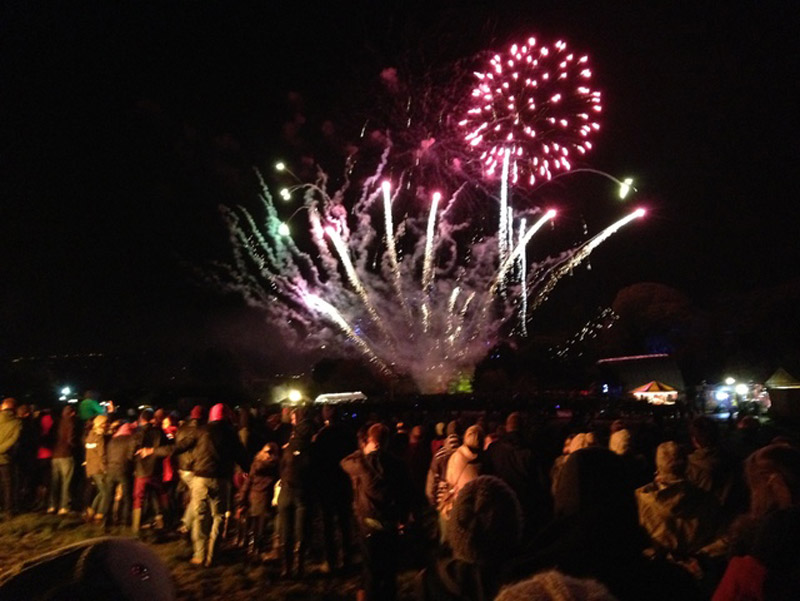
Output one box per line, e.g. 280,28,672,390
631,380,678,404
766,368,800,418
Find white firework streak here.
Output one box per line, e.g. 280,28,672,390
214,156,643,393
325,225,395,343
530,208,644,312
518,217,528,337
498,148,511,268
304,294,390,373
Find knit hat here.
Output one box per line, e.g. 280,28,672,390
495,570,619,601
655,441,687,482
608,429,631,455
446,475,522,564
208,403,226,423
189,405,204,420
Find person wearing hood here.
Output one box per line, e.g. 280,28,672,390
509,447,703,601
0,398,22,516
440,425,485,522
635,441,721,559
106,421,137,527
416,475,523,601
84,415,110,522
276,407,316,577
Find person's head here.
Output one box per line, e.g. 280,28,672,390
495,570,619,601
321,404,336,423
92,414,108,435
505,412,522,433
610,419,627,435
435,422,445,437
16,403,31,419
568,433,592,454
745,443,800,517
447,475,522,565
62,405,76,419
208,403,226,423
138,408,154,425
1,397,17,412
366,423,390,451
655,441,687,484
463,424,485,453
608,429,631,456
410,425,424,444
258,442,279,461
553,447,640,545
153,408,166,426
690,416,720,449
446,420,460,437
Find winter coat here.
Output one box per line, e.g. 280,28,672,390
445,445,483,501
687,447,738,510
187,420,250,479
713,507,800,601
238,456,279,516
279,420,315,493
0,409,22,465
341,448,410,532
133,423,168,478
53,409,80,459
312,420,358,503
106,433,137,476
635,479,720,556
84,430,108,476
485,431,551,531
174,418,201,472
425,434,460,506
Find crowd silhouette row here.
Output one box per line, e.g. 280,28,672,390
1,394,799,601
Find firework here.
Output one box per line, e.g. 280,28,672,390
460,36,601,186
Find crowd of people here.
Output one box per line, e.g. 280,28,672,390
1,392,799,601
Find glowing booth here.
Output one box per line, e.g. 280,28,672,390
631,380,678,405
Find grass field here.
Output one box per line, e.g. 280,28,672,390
0,513,420,600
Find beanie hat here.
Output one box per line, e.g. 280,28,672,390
208,403,226,423
495,570,619,601
655,441,687,482
447,475,522,564
189,405,204,421
608,429,631,456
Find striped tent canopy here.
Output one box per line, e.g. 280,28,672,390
631,381,676,393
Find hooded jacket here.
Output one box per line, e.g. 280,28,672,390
84,429,108,476
0,409,22,465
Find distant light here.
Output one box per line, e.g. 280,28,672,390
735,383,749,395
725,377,736,386
287,389,302,403
715,390,730,402
278,222,290,236
61,386,71,396
275,162,286,172
619,177,634,199
279,188,291,201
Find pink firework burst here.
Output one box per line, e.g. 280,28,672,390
459,36,602,185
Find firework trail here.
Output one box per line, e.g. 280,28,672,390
212,36,644,393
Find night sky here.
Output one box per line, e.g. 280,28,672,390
3,2,799,370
